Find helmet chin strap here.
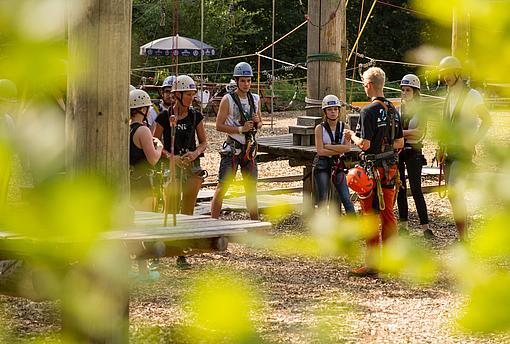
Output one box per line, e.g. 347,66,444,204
135,108,147,120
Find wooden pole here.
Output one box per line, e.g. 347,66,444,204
66,1,132,340
451,7,470,64
66,0,132,196
306,0,347,119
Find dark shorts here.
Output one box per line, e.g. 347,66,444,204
217,154,258,184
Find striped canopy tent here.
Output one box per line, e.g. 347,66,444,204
140,34,216,57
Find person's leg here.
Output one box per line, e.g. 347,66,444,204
314,169,331,208
211,155,237,219
180,174,203,215
407,151,434,238
240,158,259,220
396,157,409,223
380,186,398,241
349,191,379,276
445,159,468,240
335,172,355,214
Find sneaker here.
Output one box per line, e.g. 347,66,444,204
148,258,160,271
129,270,160,283
176,256,192,270
423,229,436,239
348,266,378,278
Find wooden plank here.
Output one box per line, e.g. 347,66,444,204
201,174,303,188
289,125,315,135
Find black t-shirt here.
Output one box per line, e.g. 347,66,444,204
129,123,147,166
155,108,204,155
355,97,403,155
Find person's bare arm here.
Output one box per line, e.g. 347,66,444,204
314,125,338,156
135,126,163,166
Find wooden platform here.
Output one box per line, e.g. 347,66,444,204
257,134,317,161
194,194,303,215
0,211,272,259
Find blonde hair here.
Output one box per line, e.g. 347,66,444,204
363,67,385,89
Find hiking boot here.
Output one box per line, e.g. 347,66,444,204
348,266,378,278
176,256,192,270
148,258,160,271
423,229,436,240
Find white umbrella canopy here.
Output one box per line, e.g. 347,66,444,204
140,34,216,57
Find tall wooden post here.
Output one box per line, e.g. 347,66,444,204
66,0,132,196
451,8,470,64
306,0,347,118
66,2,132,341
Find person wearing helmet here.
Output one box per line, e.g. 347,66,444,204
158,75,177,113
129,89,166,210
438,56,491,241
396,74,434,239
154,74,207,269
129,89,165,281
313,94,355,214
344,67,404,277
147,75,176,134
210,62,263,220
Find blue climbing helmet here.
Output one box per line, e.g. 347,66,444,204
233,62,253,77
162,75,176,90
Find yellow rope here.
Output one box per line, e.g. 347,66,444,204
347,0,378,64
348,0,365,104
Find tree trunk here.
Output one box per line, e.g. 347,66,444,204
66,0,132,198
306,0,347,119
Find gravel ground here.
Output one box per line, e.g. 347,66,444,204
1,110,509,343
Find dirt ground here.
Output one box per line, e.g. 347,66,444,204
1,110,510,343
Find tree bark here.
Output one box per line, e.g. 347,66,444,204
66,0,132,198
306,0,347,119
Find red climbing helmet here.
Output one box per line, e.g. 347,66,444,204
346,166,374,194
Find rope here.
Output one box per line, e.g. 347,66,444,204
257,20,308,55
355,52,435,68
307,53,342,63
131,53,257,71
306,0,343,28
347,0,378,64
349,0,365,104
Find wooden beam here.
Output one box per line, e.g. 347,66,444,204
66,0,132,196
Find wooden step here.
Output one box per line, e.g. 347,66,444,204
296,116,322,127
292,133,315,146
288,125,315,135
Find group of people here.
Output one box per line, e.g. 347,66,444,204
311,57,490,277
129,56,490,277
128,62,262,271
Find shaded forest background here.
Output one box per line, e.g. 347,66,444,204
131,0,448,98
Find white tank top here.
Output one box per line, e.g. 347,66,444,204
225,92,260,144
321,121,345,156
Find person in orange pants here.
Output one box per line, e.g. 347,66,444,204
344,67,404,277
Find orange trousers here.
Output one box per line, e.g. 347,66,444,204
360,185,398,248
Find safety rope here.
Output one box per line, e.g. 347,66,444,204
348,0,365,104
307,53,343,63
306,0,343,28
347,0,379,64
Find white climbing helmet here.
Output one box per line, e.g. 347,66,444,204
162,75,176,89
400,74,421,90
172,75,197,93
438,56,462,73
321,94,342,109
233,62,253,77
129,89,152,109
129,85,137,92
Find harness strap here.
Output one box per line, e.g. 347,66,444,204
372,98,396,153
